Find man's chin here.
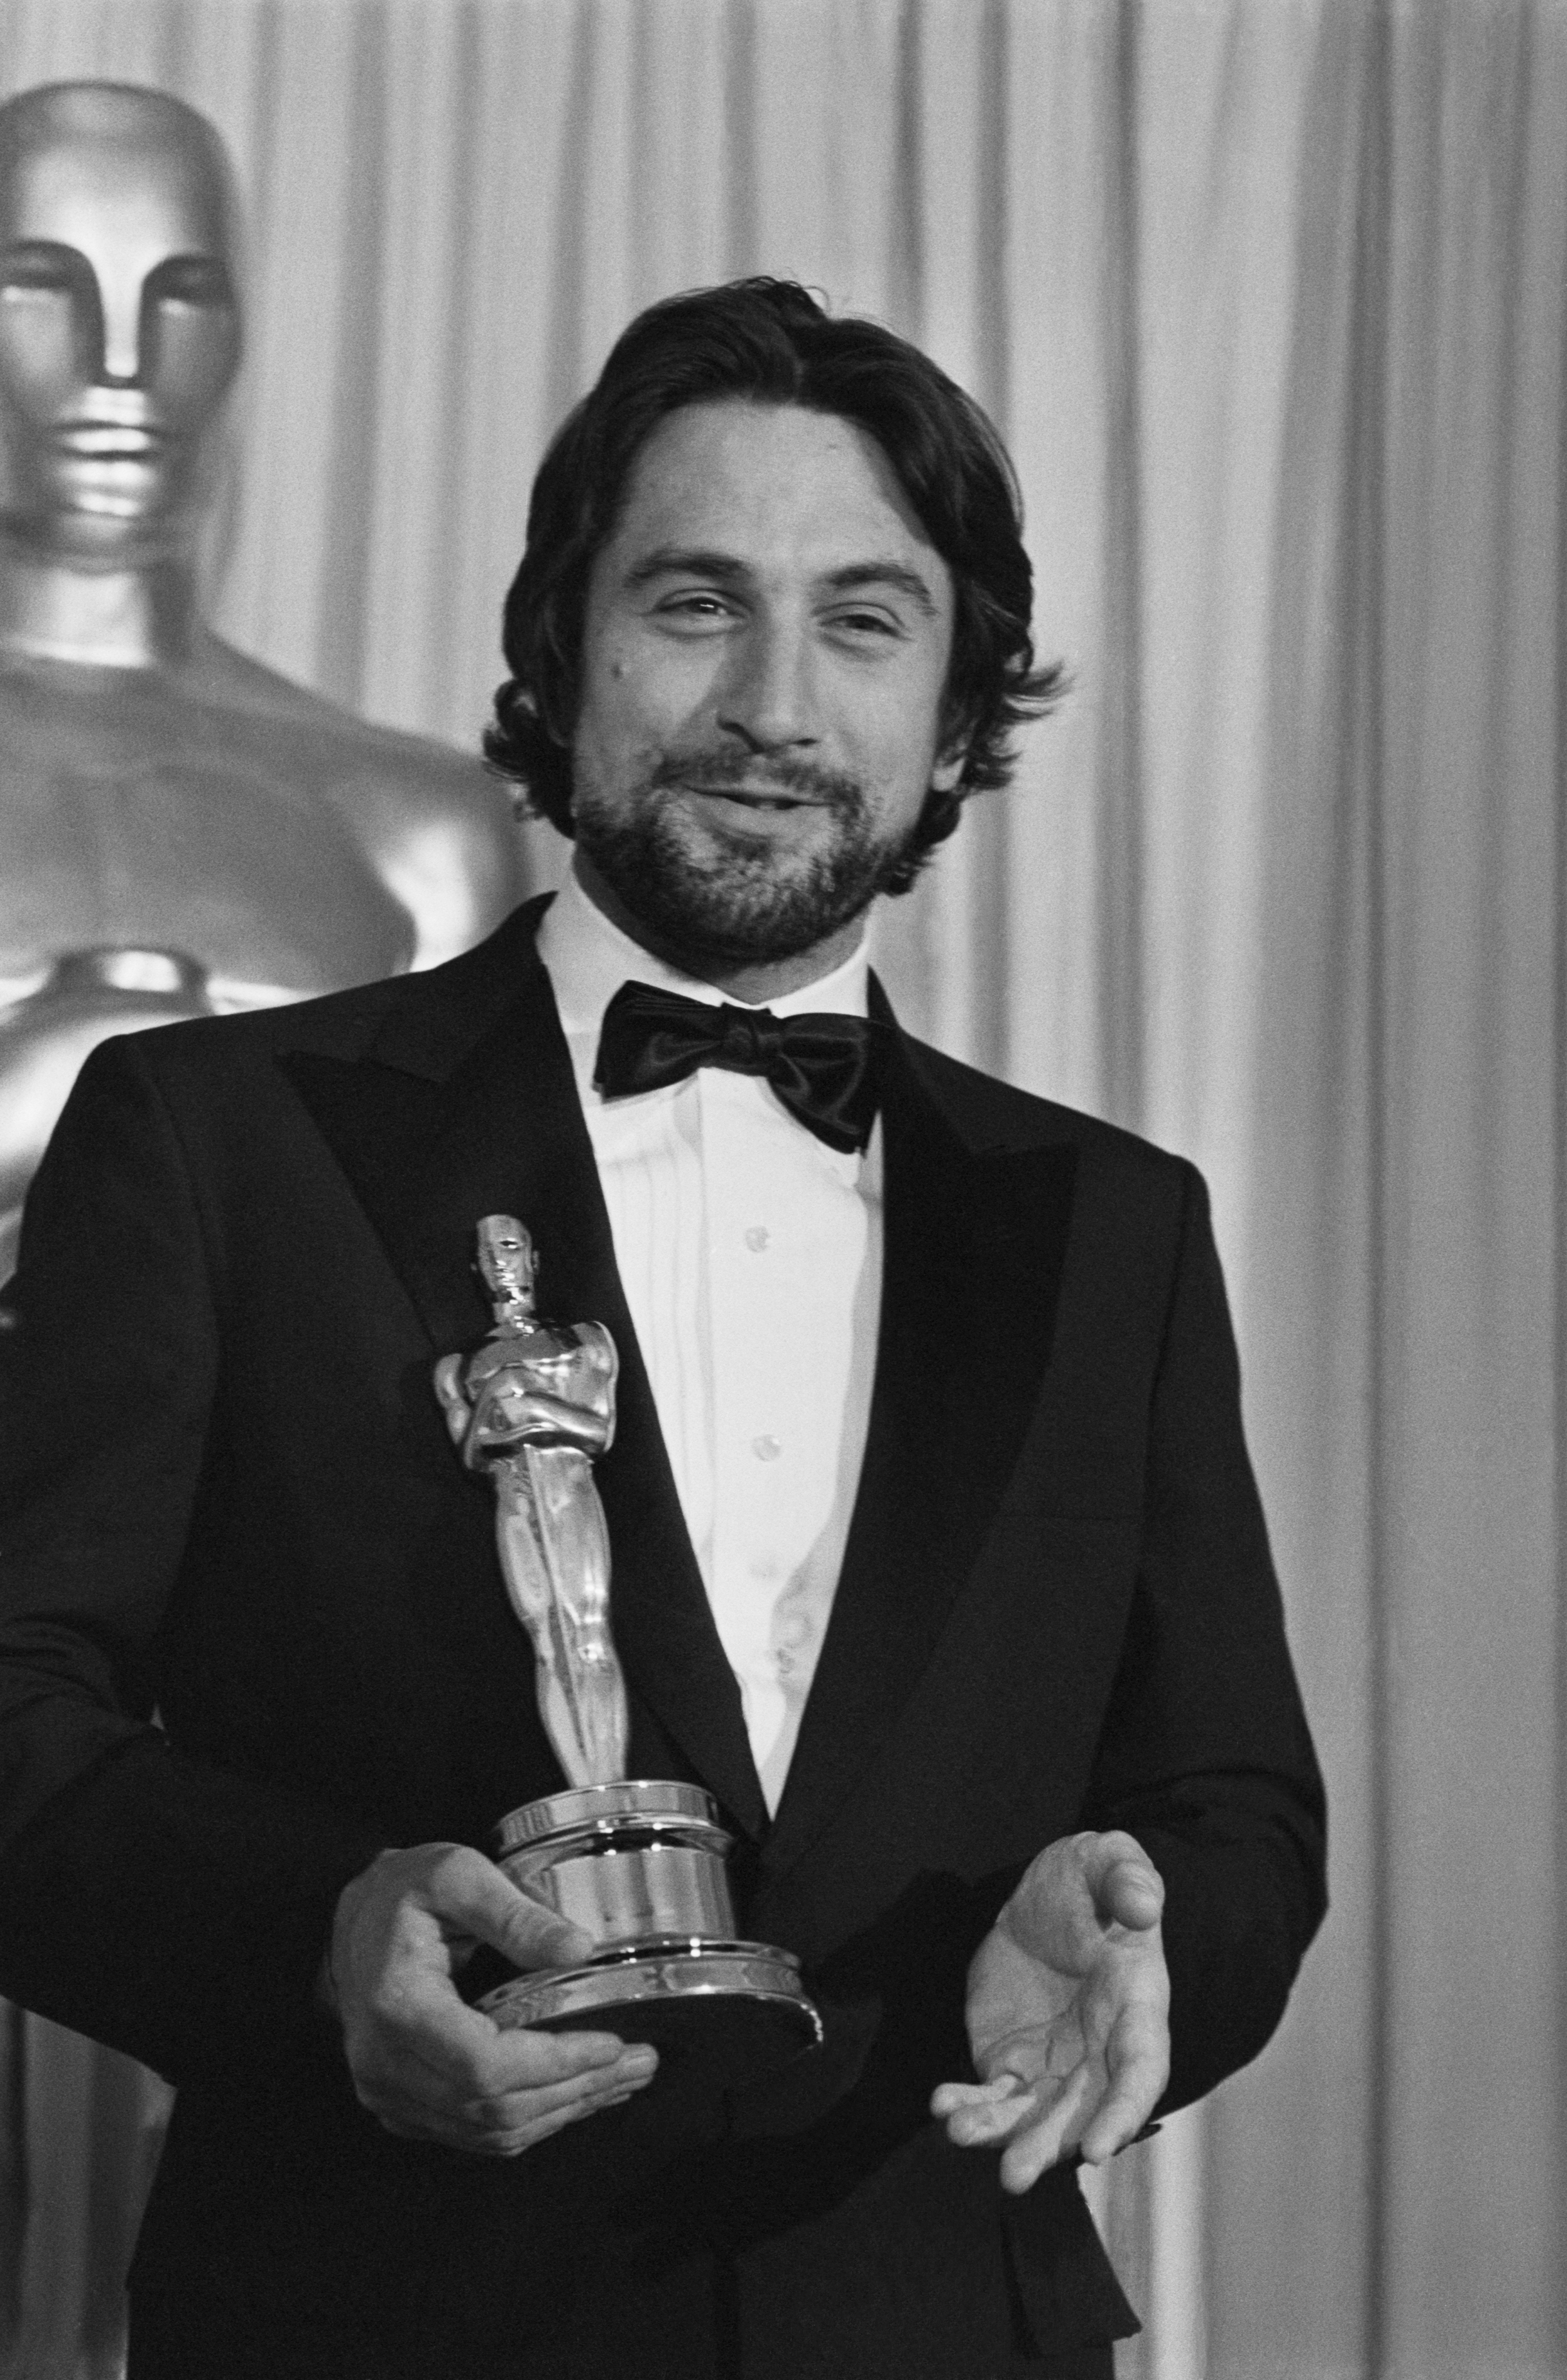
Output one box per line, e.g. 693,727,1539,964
573,794,908,972
618,885,862,974
580,851,865,970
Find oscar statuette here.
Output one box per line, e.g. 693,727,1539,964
434,1217,821,2081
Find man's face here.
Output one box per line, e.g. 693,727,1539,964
569,399,965,979
0,89,240,552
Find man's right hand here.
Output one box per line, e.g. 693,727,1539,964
325,1842,658,2156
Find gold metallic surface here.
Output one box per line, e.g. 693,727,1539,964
478,1941,821,2059
0,82,527,1283
434,1217,628,1792
437,1220,821,2064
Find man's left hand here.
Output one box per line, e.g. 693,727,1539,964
930,1830,1169,2193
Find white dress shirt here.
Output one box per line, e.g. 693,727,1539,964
536,866,883,1812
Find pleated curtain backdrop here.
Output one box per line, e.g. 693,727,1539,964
0,3,1562,2376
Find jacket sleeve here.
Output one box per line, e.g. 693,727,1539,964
1081,1162,1327,2116
0,1035,388,2087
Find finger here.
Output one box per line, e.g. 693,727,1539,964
424,1846,597,1973
997,2064,1098,2192
425,2019,638,2108
1103,1862,1163,1932
470,2080,650,2157
367,1968,632,2101
390,1846,592,1980
932,2070,1056,2155
369,2044,659,2151
1077,2010,1169,2167
375,2090,616,2155
344,1842,595,1981
930,2075,1025,2118
457,2044,659,2129
939,2094,1040,2150
1078,1832,1164,1930
466,2062,659,2154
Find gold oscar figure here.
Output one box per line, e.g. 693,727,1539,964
0,81,527,1285
435,1214,628,1792
435,1218,821,2075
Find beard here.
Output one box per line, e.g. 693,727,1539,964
570,749,928,972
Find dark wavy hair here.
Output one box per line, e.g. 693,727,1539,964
484,278,1064,892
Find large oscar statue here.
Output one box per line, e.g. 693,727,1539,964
435,1218,821,2083
0,81,526,2375
0,80,527,1285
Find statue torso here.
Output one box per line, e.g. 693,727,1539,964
0,635,528,1278
0,640,523,992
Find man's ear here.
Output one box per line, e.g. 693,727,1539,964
930,687,974,794
931,738,969,795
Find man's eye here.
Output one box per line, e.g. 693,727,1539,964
828,610,901,638
655,595,733,624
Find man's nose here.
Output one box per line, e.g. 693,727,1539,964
715,619,820,751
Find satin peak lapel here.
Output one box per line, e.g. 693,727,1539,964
761,997,1077,1880
277,905,767,1841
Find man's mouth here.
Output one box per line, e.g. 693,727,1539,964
664,772,834,815
684,785,820,810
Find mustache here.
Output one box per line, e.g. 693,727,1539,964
650,750,864,806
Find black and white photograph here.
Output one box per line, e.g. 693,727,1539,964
0,3,1559,2375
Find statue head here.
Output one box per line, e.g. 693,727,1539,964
476,1215,540,1322
0,82,241,561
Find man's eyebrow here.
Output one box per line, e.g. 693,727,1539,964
621,549,940,618
621,548,751,591
820,561,939,618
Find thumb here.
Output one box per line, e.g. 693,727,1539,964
1080,1831,1164,1931
437,1851,597,1973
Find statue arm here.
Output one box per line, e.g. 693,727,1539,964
474,1386,612,1460
328,754,530,970
435,1304,625,1790
435,1327,616,1471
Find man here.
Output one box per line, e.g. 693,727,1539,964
0,279,1325,2378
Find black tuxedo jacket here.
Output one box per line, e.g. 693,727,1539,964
0,898,1324,2379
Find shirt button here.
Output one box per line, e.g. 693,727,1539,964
745,1225,771,1252
752,1434,782,1461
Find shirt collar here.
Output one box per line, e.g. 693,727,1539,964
536,859,872,1039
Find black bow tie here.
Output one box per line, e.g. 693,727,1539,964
593,980,879,1154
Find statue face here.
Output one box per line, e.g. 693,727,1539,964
477,1217,539,1311
0,85,241,553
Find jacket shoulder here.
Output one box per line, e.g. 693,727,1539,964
893,1024,1198,1195
94,898,549,1085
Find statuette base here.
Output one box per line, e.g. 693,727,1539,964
478,1938,821,2078
480,1781,822,2078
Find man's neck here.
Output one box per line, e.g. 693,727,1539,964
572,851,866,1004
0,527,199,668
